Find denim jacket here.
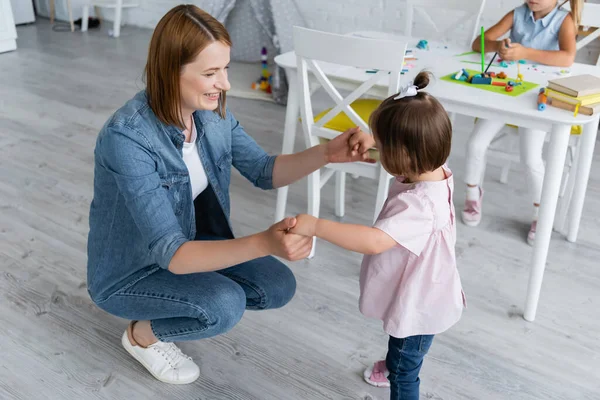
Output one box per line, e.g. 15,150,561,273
87,91,277,303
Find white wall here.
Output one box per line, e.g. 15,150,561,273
38,0,600,64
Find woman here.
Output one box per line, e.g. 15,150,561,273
87,5,375,385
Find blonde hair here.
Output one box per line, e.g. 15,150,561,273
144,5,232,129
561,0,583,28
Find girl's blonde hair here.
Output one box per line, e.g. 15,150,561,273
144,5,232,129
369,71,452,177
561,0,583,28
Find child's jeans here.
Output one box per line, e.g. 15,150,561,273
386,334,435,400
465,118,546,205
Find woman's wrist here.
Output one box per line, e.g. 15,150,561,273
250,231,273,258
319,143,330,165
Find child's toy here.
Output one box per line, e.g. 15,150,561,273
518,59,527,64
491,81,506,87
251,47,272,94
515,62,524,83
499,61,508,67
489,72,496,78
537,88,547,111
416,40,429,50
506,85,514,92
452,69,470,82
480,26,485,73
497,71,507,79
471,74,492,85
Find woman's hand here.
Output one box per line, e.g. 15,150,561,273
289,214,319,237
325,127,376,164
260,217,313,260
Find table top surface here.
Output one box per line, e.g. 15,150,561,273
275,31,600,126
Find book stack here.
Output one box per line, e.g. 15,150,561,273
545,74,600,116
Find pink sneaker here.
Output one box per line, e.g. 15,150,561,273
363,360,390,388
462,188,484,227
527,220,537,246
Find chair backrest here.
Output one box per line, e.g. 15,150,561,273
562,1,600,50
293,26,408,148
405,0,487,47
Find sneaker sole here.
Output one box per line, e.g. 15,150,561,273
121,332,200,385
462,218,481,227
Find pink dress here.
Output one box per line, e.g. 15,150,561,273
359,166,466,339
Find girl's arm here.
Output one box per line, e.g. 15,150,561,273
472,11,514,53
515,14,577,66
290,214,397,255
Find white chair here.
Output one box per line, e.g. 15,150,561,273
405,0,487,125
565,1,600,66
485,2,600,232
292,26,409,257
405,0,487,47
81,0,138,38
49,0,74,32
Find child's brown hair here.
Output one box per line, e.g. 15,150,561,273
369,71,452,177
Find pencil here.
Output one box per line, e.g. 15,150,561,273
484,52,497,74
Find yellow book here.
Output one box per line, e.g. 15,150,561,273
545,88,600,106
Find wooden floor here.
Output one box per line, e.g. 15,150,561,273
1,20,599,400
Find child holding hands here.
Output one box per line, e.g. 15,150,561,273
291,71,466,400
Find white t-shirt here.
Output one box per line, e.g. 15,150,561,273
182,119,208,199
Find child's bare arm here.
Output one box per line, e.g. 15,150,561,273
472,11,514,53
499,14,577,66
291,214,397,255
523,14,576,66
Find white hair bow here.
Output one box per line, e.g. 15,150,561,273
393,82,418,100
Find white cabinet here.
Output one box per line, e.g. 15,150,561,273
0,0,17,53
10,0,35,25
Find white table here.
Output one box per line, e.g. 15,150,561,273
274,32,600,322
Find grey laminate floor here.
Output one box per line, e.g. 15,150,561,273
1,20,599,400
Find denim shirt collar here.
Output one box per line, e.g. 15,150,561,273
143,91,222,148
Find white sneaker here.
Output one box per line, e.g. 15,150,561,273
121,322,200,384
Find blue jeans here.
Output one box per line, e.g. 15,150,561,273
95,245,296,342
386,334,435,400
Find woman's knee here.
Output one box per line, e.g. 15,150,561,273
261,259,296,309
209,283,247,333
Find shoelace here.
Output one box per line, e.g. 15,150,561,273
153,342,191,368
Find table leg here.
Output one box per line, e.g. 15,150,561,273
274,68,300,222
524,124,571,322
566,115,600,242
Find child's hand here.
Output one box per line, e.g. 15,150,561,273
349,128,376,157
325,126,376,164
289,214,318,237
498,41,526,61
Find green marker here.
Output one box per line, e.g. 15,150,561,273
481,26,485,74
